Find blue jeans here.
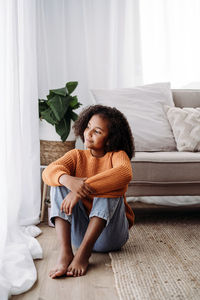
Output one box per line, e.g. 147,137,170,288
50,186,129,252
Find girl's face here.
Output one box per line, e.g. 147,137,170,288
84,114,109,157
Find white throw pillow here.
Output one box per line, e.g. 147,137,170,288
91,82,176,151
164,105,200,152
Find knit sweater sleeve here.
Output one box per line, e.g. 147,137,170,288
86,151,132,195
42,149,77,186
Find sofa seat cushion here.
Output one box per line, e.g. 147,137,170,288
131,152,200,183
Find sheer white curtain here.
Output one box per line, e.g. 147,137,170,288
0,0,42,298
139,0,200,87
37,0,200,106
36,0,143,101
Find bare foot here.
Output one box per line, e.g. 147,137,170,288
49,250,74,279
66,250,90,277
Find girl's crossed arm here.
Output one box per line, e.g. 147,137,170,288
59,174,94,199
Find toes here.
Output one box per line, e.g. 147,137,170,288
67,265,72,272
49,269,57,278
49,268,67,279
52,270,62,278
73,269,78,277
66,271,74,276
66,267,78,277
66,263,87,277
80,268,85,276
66,266,74,277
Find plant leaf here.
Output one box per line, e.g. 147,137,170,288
47,95,70,121
40,107,58,125
49,87,67,97
70,111,78,121
38,100,48,118
69,96,82,109
73,102,82,109
55,118,71,142
47,93,55,100
67,108,79,122
69,96,78,108
66,81,78,95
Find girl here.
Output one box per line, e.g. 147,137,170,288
42,104,135,278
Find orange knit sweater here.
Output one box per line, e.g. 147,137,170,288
42,149,134,228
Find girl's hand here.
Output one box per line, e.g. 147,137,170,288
60,175,95,198
60,192,79,215
70,177,95,198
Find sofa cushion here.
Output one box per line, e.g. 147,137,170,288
164,105,200,152
172,89,200,108
91,82,177,152
131,152,200,183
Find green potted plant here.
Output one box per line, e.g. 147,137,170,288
39,81,82,165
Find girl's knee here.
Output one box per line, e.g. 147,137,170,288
93,235,127,252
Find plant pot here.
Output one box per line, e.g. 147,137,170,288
40,140,75,165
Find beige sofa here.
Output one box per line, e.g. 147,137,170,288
127,89,200,202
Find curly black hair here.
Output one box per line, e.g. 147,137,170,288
73,105,135,159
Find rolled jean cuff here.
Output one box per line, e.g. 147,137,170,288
50,212,72,226
89,211,109,225
50,186,72,225
89,196,123,227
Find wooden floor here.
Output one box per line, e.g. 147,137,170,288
11,202,200,300
12,220,119,300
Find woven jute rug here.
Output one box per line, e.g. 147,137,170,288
109,209,200,300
